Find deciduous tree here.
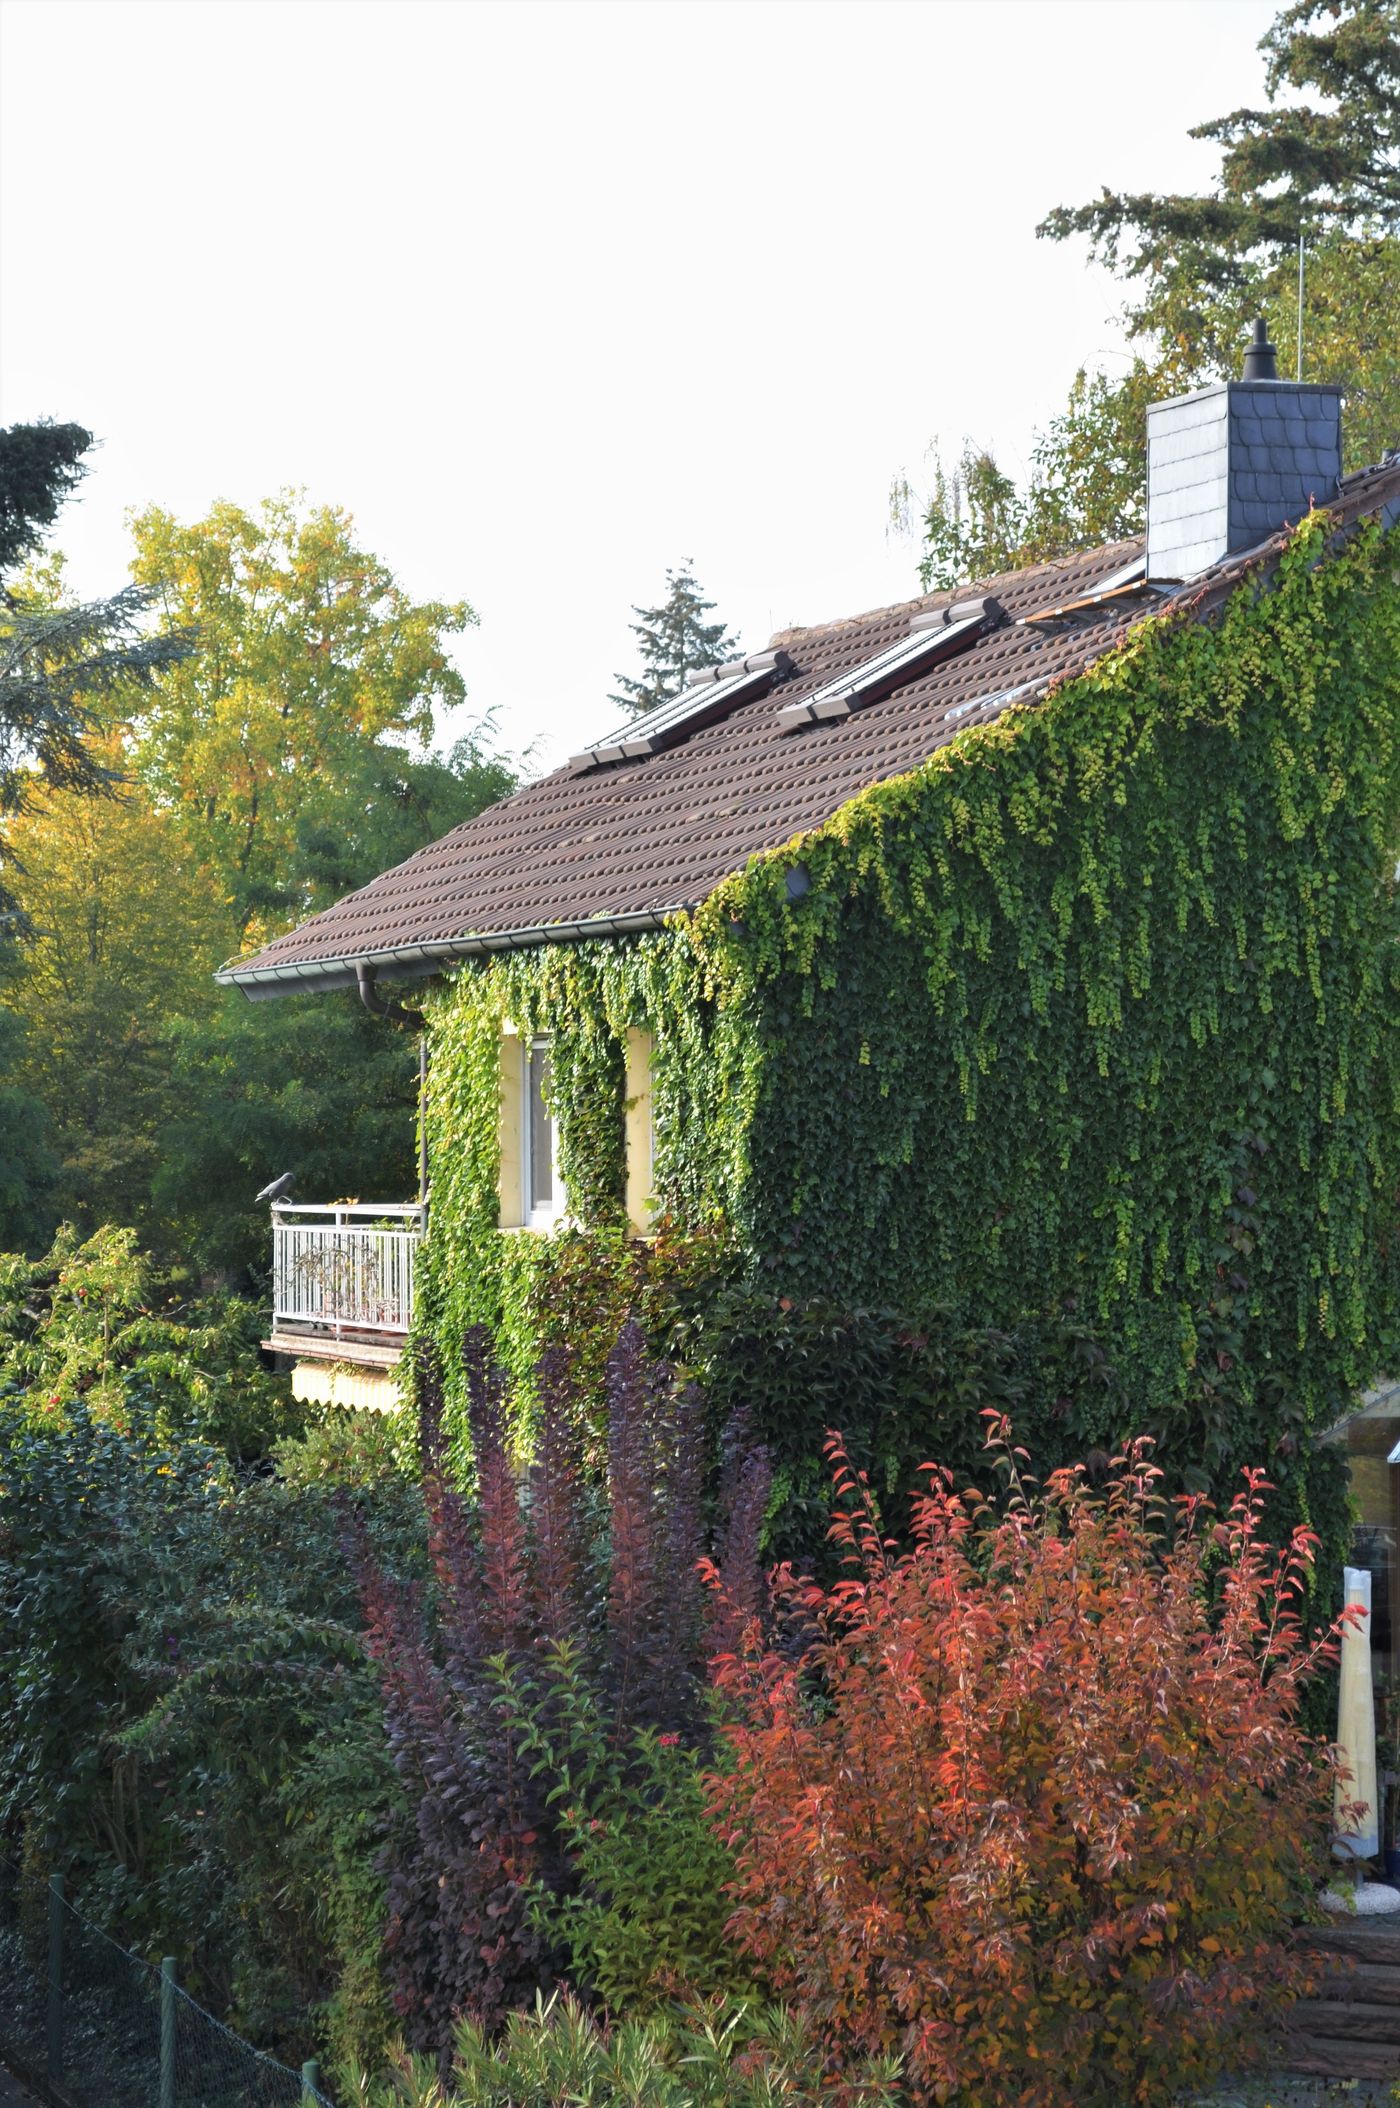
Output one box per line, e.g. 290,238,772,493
1,499,513,1267
0,421,195,1246
2,739,228,1235
126,493,485,945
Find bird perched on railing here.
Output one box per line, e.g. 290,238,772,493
254,1171,297,1204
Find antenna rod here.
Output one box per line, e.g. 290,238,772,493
1296,228,1305,382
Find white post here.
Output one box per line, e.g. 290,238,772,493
1335,1565,1379,1864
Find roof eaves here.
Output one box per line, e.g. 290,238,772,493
213,472,1400,1007
215,903,693,1000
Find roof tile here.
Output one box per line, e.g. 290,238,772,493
222,459,1400,990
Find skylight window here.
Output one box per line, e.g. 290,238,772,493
777,599,1006,732
946,677,1041,722
907,594,1008,635
570,649,793,772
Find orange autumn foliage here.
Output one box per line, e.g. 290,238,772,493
704,1423,1342,2108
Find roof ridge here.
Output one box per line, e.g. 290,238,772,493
767,535,1146,648
219,480,1400,997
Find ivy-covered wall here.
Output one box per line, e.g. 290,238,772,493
414,930,744,1438
417,514,1400,1550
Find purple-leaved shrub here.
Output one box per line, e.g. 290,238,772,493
351,1320,769,2051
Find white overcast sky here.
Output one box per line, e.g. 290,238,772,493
1,0,1279,775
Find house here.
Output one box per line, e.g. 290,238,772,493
220,335,1400,1643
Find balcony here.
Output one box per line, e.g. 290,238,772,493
265,1202,425,1372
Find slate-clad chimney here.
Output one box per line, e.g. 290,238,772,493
1146,320,1343,581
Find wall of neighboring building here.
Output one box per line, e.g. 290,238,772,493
291,1358,403,1412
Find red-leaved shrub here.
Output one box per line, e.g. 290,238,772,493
705,1422,1341,2108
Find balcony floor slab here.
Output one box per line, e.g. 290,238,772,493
263,1330,405,1369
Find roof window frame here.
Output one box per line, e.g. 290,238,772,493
570,650,794,772
777,599,1006,732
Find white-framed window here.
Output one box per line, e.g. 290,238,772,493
523,1037,563,1228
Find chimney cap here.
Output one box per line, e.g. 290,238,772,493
1241,317,1280,383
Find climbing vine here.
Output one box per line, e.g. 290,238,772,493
413,933,742,1449
417,512,1400,1559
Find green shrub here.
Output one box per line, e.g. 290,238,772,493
109,1459,422,2049
277,1729,404,2084
503,1644,754,2011
273,1402,417,1487
0,1381,424,2066
0,1222,300,1458
351,1993,902,2108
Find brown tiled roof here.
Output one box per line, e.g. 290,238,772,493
219,459,1400,997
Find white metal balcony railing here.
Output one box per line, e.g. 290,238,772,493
271,1202,425,1340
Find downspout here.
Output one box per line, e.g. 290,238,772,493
419,1033,428,1206
356,961,426,1032
356,963,430,1205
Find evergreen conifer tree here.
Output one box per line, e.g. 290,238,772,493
609,563,738,716
0,420,191,921
0,421,91,572
1039,0,1399,333
904,0,1400,590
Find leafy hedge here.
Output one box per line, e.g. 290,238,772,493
0,1378,425,2076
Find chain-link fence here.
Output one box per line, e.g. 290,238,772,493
0,1857,334,2107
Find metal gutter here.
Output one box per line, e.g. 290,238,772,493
215,904,690,1001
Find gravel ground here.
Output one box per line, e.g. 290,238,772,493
1198,2081,1400,2105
